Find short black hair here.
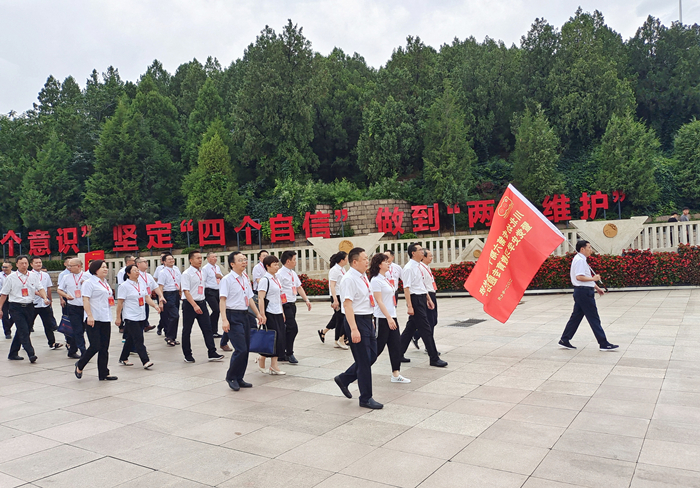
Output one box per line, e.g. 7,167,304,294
188,250,200,261
124,254,135,264
575,240,590,253
281,250,296,265
31,256,42,263
385,249,395,256
407,242,423,259
263,254,279,270
348,247,365,264
258,250,269,259
123,264,137,280
161,253,173,263
228,251,244,267
16,255,29,264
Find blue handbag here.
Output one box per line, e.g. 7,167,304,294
249,324,276,355
57,314,73,336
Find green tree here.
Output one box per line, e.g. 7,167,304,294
357,96,419,182
593,112,661,207
183,131,246,223
511,105,564,204
19,133,81,228
83,100,181,233
520,18,559,108
233,21,319,180
182,78,224,169
673,119,700,207
422,80,477,204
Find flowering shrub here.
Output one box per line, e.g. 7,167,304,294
300,245,700,294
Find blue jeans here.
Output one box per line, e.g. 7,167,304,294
561,287,609,346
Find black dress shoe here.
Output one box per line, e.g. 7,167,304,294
8,355,23,360
334,375,352,398
213,333,222,338
238,380,253,388
74,362,82,379
228,379,240,391
400,357,411,363
288,355,298,364
360,398,383,409
412,337,420,349
430,359,448,367
67,353,81,359
100,376,118,380
5,334,11,339
29,356,37,363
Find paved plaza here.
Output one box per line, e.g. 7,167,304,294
0,289,699,488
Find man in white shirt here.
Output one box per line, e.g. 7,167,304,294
135,258,164,328
180,251,224,363
202,252,224,339
278,250,312,364
334,247,383,409
58,258,89,358
153,251,169,335
116,255,136,289
29,257,62,350
559,240,618,351
1,262,14,339
398,243,447,367
221,251,265,391
251,250,269,292
0,255,50,362
158,253,182,346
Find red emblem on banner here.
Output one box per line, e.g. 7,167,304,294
146,221,173,249
198,219,226,247
465,185,565,323
376,207,404,235
411,204,440,232
57,227,79,254
270,214,295,243
113,225,138,252
303,211,332,239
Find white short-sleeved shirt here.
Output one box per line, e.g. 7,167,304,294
1,271,44,304
202,262,222,290
279,267,302,304
82,276,114,322
117,278,148,321
116,267,126,288
570,253,595,288
153,264,165,281
370,274,396,319
220,271,253,310
420,262,437,292
181,266,205,301
158,266,181,292
58,272,89,306
258,272,283,314
402,259,428,295
252,262,266,291
328,264,345,294
31,270,53,308
138,271,157,296
0,272,8,292
339,268,373,315
387,262,402,292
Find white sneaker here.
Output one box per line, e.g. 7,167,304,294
391,375,411,383
335,340,349,350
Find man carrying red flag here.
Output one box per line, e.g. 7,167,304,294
465,184,565,323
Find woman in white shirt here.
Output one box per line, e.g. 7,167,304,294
369,253,410,383
317,251,348,349
257,255,286,375
115,265,160,369
75,260,117,381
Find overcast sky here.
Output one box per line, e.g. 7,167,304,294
0,0,694,114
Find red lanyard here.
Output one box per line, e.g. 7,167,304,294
235,276,247,291
195,268,202,284
167,268,177,282
73,272,83,287
130,280,141,293
270,275,282,290
139,271,149,285
361,275,371,291
340,266,345,275
98,280,113,296
16,271,27,286
420,263,433,278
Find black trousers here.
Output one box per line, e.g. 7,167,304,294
376,317,402,372
181,300,217,358
325,295,344,341
32,306,57,347
414,291,438,339
120,319,149,364
8,303,35,358
224,310,251,382
282,302,298,358
205,288,220,335
66,304,86,355
2,300,13,336
400,294,439,361
337,315,377,404
561,287,609,346
77,321,111,379
162,291,180,341
260,312,285,358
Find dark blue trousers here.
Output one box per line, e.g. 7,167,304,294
338,315,377,404
162,291,180,341
224,310,251,382
561,287,609,346
66,304,86,355
8,303,35,358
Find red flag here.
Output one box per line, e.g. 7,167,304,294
465,184,564,323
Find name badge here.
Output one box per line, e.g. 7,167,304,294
216,278,221,285
393,295,397,306
369,295,375,307
280,293,287,304
21,288,28,297
74,290,81,298
138,296,145,307
108,296,115,306
244,296,249,307
198,286,204,295
292,286,297,296
432,282,437,291
147,287,151,295
389,279,395,287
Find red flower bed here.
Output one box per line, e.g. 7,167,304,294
300,245,700,294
